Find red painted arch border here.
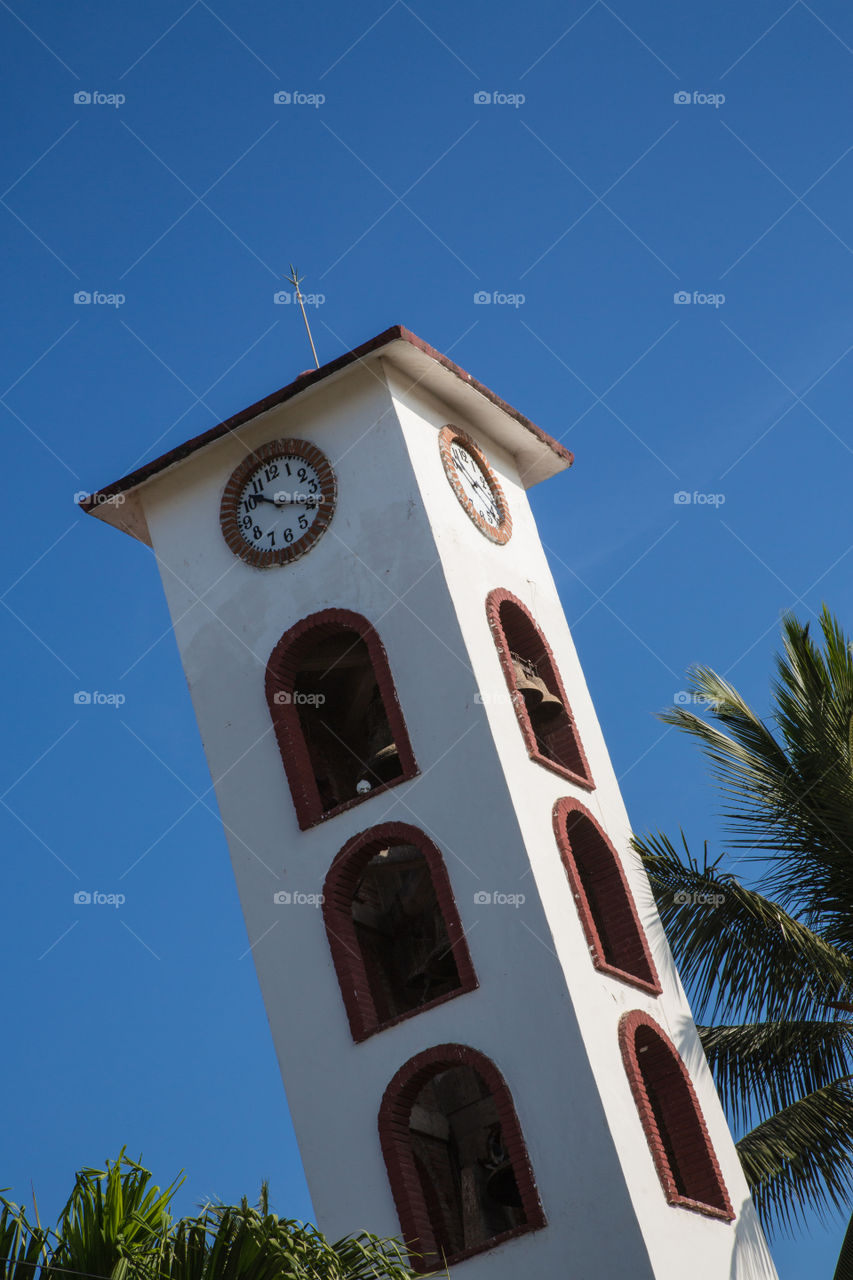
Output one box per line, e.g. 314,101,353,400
323,822,478,1042
618,1010,735,1221
379,1043,546,1272
485,588,594,789
552,798,661,995
265,608,418,830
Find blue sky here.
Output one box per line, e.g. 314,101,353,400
2,2,852,1276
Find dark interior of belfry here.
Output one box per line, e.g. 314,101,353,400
294,631,403,810
409,1065,526,1265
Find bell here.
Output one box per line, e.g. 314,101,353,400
359,742,401,787
485,1160,522,1208
512,658,544,711
529,684,564,725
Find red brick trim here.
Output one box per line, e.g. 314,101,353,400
438,426,512,545
552,799,660,995
485,588,594,789
378,1044,546,1272
618,1011,735,1221
323,823,478,1042
220,437,336,568
265,609,418,830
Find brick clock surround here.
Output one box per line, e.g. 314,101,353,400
82,325,777,1280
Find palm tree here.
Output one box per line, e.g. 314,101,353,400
0,1152,421,1280
631,607,853,1268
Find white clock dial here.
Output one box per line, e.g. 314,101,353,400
221,438,336,568
237,454,323,554
449,441,502,528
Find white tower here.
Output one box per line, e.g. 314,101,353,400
83,326,777,1279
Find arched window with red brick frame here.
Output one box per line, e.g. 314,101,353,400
485,589,593,788
265,609,417,830
553,798,660,994
323,823,478,1042
379,1044,546,1272
619,1011,735,1221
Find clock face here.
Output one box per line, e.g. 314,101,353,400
439,426,512,545
220,438,336,567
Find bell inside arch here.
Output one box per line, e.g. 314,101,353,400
485,1160,522,1208
512,653,563,725
357,691,401,791
483,1124,522,1208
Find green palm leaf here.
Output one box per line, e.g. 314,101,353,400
737,1082,853,1233
633,830,853,1023
698,1020,853,1130
635,607,853,1239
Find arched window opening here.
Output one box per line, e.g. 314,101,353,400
619,1012,734,1221
379,1046,545,1272
485,589,593,788
323,824,476,1041
553,799,660,994
266,610,417,829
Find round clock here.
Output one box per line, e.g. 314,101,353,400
220,438,336,567
438,425,512,545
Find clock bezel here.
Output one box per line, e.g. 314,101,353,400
220,437,337,568
438,425,512,545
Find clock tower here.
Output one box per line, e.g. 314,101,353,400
82,326,777,1279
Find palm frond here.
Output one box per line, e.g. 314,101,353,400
49,1149,181,1280
736,1081,853,1235
698,1020,853,1131
632,830,853,1022
659,610,853,947
833,1207,853,1280
0,1201,51,1280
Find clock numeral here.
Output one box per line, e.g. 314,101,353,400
264,464,279,482
297,467,307,482
243,495,258,512
283,527,294,544
252,525,263,541
251,478,263,495
307,478,318,494
284,461,292,476
298,514,308,531
267,530,276,546
242,515,252,530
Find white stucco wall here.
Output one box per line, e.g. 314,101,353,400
131,355,776,1280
